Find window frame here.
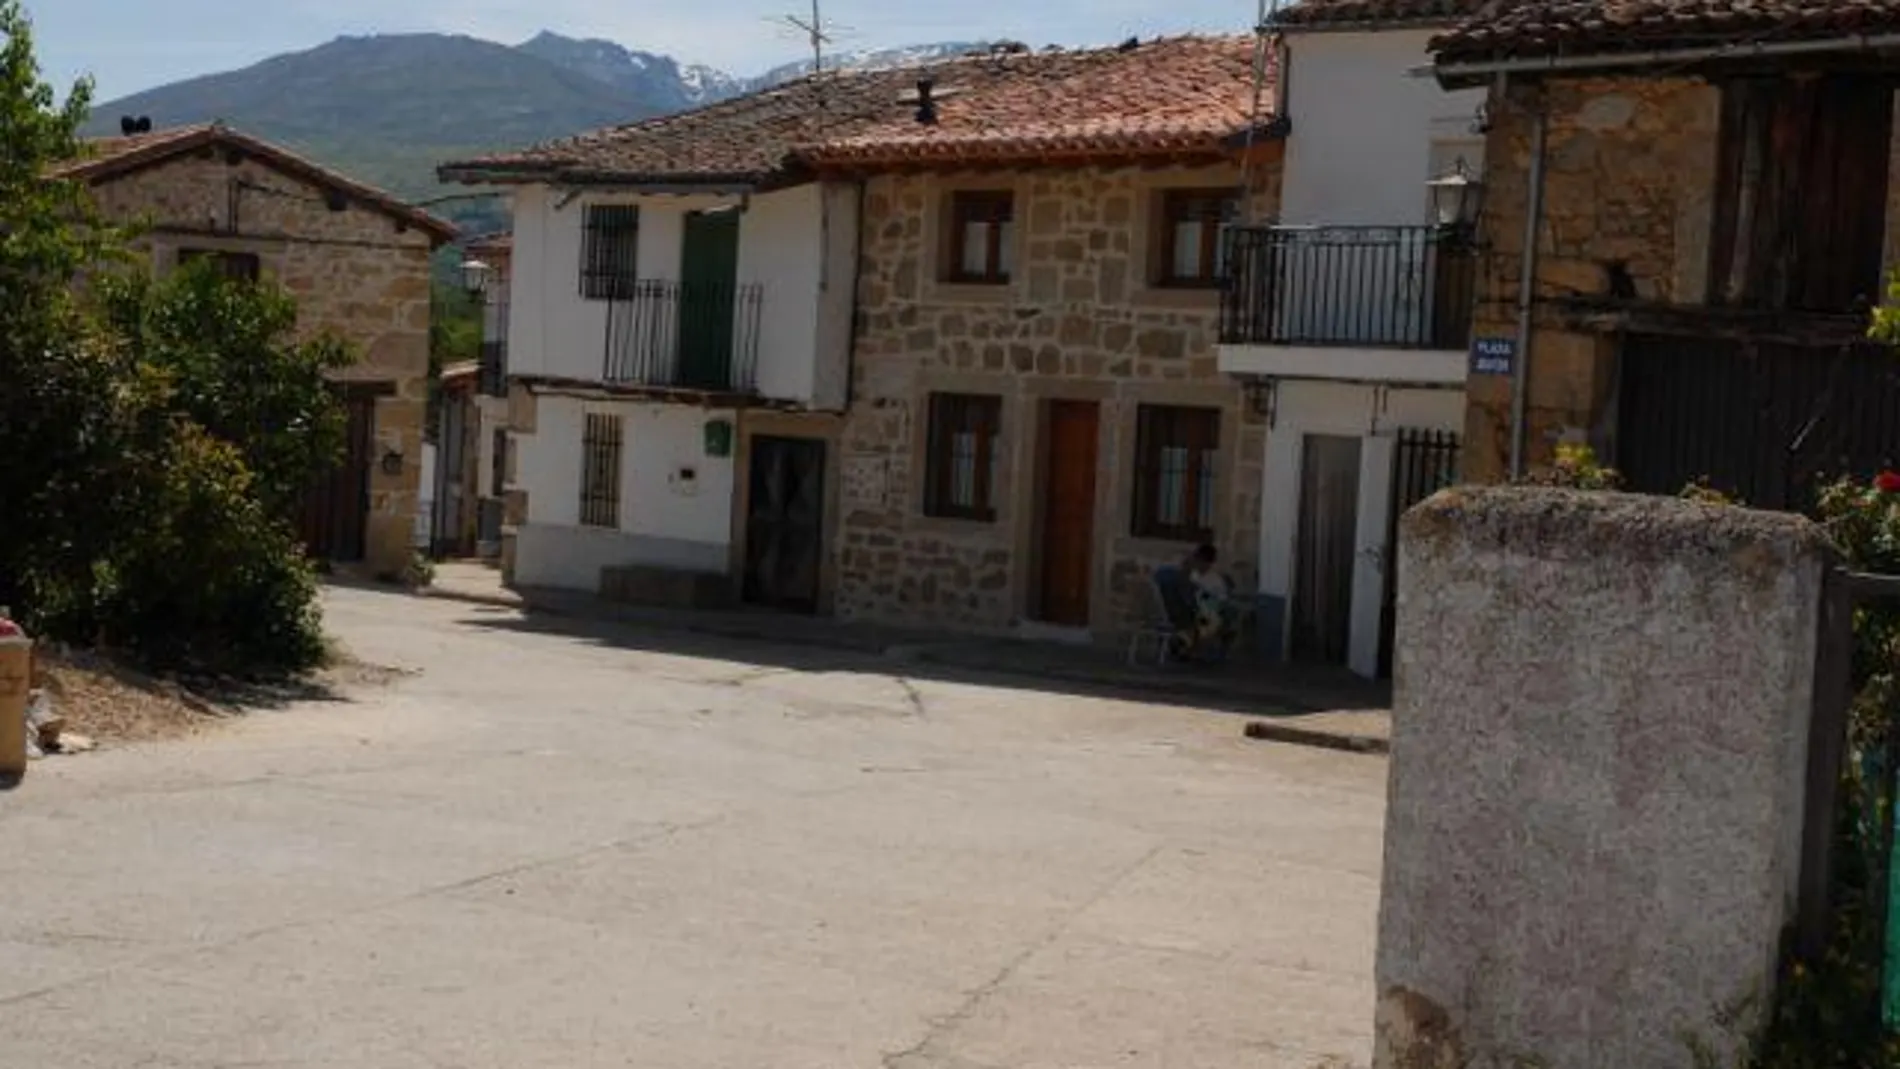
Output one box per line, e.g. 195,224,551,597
946,191,1016,285
1131,404,1221,543
177,247,262,283
579,412,624,529
923,392,1003,522
580,204,641,301
1155,189,1236,289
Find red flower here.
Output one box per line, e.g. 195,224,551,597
1876,471,1900,494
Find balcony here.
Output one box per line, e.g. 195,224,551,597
1220,224,1477,352
603,280,764,395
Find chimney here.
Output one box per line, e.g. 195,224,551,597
914,78,938,125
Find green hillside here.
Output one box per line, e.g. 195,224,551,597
84,33,656,210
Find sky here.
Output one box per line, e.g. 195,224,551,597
30,0,1256,102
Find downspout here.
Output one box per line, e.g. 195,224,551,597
842,177,868,410
1508,74,1548,480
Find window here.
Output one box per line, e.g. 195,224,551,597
948,191,1015,284
580,413,623,528
1709,76,1893,313
581,204,640,300
924,393,1002,521
178,248,261,282
1132,405,1219,542
1157,190,1235,287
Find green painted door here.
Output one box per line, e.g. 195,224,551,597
679,209,740,390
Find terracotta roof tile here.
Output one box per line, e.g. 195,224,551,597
1271,0,1493,29
58,123,458,243
440,36,1269,184
1433,0,1900,65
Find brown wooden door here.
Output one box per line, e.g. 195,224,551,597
297,386,378,564
1037,400,1099,626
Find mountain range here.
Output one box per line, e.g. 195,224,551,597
83,32,984,228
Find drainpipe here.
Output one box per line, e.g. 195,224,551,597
1508,78,1548,481
842,178,868,411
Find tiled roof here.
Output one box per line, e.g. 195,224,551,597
1433,0,1900,65
1270,0,1492,29
439,35,1269,185
58,123,458,243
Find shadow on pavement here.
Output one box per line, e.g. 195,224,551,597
431,592,1389,721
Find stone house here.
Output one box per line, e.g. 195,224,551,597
439,38,1280,626
803,36,1281,643
1216,0,1489,677
58,122,457,575
1430,0,1900,507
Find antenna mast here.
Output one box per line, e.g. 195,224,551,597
1239,0,1277,222
778,0,832,76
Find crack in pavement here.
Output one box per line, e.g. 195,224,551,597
880,841,1168,1069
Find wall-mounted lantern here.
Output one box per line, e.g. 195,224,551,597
459,258,493,297
1426,158,1485,230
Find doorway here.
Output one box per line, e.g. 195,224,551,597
1291,434,1362,663
1037,400,1100,627
743,435,826,613
678,209,741,391
297,384,381,564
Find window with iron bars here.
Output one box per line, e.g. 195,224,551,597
923,393,1003,521
580,413,623,528
1131,405,1220,543
581,205,640,301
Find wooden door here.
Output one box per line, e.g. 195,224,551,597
1292,434,1361,663
1037,401,1099,626
678,209,741,390
743,435,827,613
297,385,378,564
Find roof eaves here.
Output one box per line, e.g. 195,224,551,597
71,124,457,244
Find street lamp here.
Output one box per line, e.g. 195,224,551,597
1426,158,1484,231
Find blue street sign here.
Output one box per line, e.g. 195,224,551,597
1470,337,1515,376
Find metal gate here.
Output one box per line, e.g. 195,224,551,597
1618,334,1900,509
1798,568,1900,1033
1379,428,1462,677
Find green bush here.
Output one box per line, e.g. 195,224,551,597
92,424,328,674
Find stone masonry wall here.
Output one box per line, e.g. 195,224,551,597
1464,76,1721,482
88,151,437,574
838,156,1282,638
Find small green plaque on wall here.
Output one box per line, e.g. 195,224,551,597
703,419,734,458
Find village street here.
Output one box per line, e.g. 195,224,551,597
0,587,1385,1069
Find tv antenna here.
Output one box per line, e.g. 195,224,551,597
771,0,842,76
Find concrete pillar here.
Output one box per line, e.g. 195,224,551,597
1378,487,1835,1069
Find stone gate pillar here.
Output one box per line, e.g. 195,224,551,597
1377,487,1836,1069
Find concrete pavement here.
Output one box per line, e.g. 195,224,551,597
0,587,1386,1069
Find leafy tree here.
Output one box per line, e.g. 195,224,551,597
93,261,352,515
0,1,328,673
0,0,145,625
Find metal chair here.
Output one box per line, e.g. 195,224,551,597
1127,565,1193,667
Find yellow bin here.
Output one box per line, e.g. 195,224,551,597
0,633,30,781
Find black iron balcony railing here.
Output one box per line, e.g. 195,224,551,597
603,279,763,394
1220,224,1477,350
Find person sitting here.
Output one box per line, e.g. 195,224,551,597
1183,544,1242,658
